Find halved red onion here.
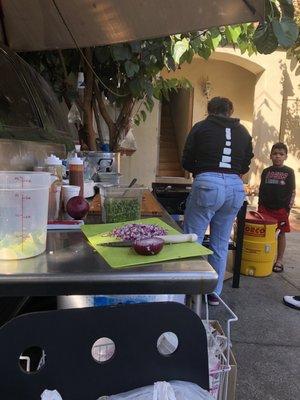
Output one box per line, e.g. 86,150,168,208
133,237,164,256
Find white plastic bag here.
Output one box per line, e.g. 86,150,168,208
100,380,215,400
153,382,176,400
119,128,137,156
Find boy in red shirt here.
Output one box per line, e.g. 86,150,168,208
258,143,296,272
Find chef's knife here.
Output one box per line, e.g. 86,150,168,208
99,233,198,247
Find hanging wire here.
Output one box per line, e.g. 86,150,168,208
51,0,129,97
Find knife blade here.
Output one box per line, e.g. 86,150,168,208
99,241,133,247
98,233,198,247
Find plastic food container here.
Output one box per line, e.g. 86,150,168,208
0,171,50,260
100,185,144,223
98,172,122,185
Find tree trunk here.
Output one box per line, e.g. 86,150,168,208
113,96,134,150
94,84,134,151
94,83,117,147
92,97,104,146
83,48,97,151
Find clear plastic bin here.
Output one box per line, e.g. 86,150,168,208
98,172,122,185
100,185,144,223
0,171,50,260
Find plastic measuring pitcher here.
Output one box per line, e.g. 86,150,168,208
0,171,50,260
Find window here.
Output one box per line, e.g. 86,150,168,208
0,53,40,128
25,63,68,132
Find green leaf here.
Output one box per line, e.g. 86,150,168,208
153,86,162,100
190,36,203,52
210,27,221,38
225,26,242,43
134,115,140,126
94,47,111,63
124,60,140,78
278,0,295,19
129,41,142,53
173,38,190,64
111,45,132,61
145,97,154,112
253,23,278,54
181,48,194,64
140,110,147,122
228,26,242,43
211,33,221,49
129,78,143,98
253,23,268,40
265,0,281,21
198,44,211,60
238,39,248,54
144,81,154,99
247,44,255,57
272,18,299,48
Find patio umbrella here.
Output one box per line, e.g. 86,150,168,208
0,0,264,51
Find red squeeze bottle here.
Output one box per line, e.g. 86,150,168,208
68,154,84,196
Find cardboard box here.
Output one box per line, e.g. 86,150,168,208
209,320,237,400
226,250,235,274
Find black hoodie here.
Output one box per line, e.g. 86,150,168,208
182,115,254,175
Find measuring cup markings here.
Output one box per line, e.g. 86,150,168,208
14,176,33,252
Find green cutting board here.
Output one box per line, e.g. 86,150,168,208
81,217,212,269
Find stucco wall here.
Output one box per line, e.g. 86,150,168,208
120,100,160,189
162,58,256,134
214,49,300,205
121,57,256,188
121,48,300,205
280,60,300,206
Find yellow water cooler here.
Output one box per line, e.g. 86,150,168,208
241,211,278,277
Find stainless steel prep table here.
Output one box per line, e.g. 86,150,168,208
0,202,218,323
0,230,217,297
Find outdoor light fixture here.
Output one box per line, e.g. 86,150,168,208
200,78,212,99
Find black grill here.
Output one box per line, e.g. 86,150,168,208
152,183,191,215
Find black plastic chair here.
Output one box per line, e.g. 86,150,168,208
0,302,209,400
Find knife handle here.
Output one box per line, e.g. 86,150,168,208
158,233,198,244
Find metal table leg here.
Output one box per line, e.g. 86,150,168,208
192,294,202,317
232,200,248,288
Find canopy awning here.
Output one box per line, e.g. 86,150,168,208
1,0,264,51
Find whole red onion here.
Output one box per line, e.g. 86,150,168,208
66,196,89,219
133,237,164,256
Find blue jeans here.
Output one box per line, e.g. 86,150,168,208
184,173,245,295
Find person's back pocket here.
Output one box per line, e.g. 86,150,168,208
197,186,219,207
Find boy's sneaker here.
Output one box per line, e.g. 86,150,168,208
208,294,220,306
283,296,300,310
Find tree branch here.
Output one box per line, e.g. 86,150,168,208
92,96,104,144
116,96,134,128
94,81,117,145
83,48,96,150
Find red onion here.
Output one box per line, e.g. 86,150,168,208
133,237,164,256
111,223,167,241
66,196,90,219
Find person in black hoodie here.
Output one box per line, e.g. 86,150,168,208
182,97,253,305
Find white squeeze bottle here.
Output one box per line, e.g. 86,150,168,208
68,153,84,197
45,154,63,182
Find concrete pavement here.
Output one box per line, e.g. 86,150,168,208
210,232,300,400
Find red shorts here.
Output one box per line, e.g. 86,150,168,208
258,206,290,233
